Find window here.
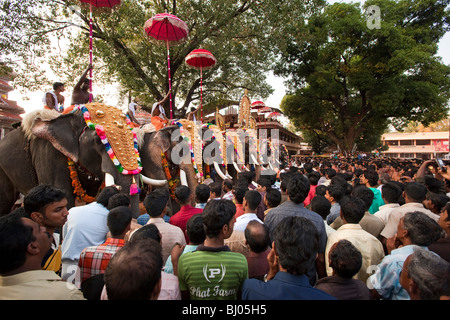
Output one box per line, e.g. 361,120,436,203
416,139,431,146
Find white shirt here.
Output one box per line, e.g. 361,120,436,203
233,213,263,232
61,202,109,261
325,223,385,283
374,203,400,226
380,202,440,239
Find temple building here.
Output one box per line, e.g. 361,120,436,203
0,68,24,140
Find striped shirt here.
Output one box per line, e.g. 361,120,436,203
77,238,125,283
178,245,248,300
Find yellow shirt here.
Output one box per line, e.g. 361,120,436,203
0,270,85,300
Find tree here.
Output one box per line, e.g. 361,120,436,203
0,0,325,117
276,0,450,153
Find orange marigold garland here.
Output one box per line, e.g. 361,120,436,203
67,158,102,203
161,151,179,199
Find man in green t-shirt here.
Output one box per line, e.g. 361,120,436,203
173,199,248,300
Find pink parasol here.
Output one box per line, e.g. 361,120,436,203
268,111,281,119
258,106,272,128
144,12,189,119
185,49,217,123
79,0,121,103
251,100,266,109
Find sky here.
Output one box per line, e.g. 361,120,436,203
7,1,450,117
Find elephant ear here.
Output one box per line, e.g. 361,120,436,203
30,113,86,162
153,125,178,152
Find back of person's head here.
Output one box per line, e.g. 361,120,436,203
340,196,366,224
186,215,206,245
329,239,363,279
23,184,66,215
233,185,248,205
53,82,64,90
244,190,262,211
303,162,313,174
424,176,444,194
287,173,310,204
326,184,344,203
174,185,191,205
381,182,402,204
265,189,281,208
402,211,444,246
202,199,236,238
404,182,428,203
426,192,450,214
107,206,132,237
407,247,450,300
315,185,327,197
0,213,34,274
244,220,269,254
104,239,162,300
310,195,331,220
129,224,161,244
307,171,320,186
143,189,169,217
326,168,336,179
272,216,319,275
351,185,374,211
331,175,352,195
107,193,130,210
97,186,120,208
223,179,233,191
257,177,272,191
209,182,222,198
195,184,210,203
363,169,379,187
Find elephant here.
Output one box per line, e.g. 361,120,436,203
0,106,168,217
136,124,200,214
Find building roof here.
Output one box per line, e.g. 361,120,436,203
382,131,449,140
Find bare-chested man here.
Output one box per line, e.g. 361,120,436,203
71,64,92,105
43,82,65,112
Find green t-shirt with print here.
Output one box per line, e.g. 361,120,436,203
177,246,248,300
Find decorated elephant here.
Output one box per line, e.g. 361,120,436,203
0,104,169,217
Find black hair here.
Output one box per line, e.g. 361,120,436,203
244,190,262,211
53,82,64,90
97,186,120,208
351,185,374,211
23,184,67,216
175,185,191,204
107,193,131,210
404,182,428,203
202,199,236,238
233,185,248,204
265,189,281,208
143,189,169,217
195,184,210,203
245,220,270,253
186,214,206,245
287,173,310,204
381,182,402,204
129,224,161,244
329,239,363,278
340,196,366,224
107,206,132,237
310,195,331,220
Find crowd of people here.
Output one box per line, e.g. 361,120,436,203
1,155,450,301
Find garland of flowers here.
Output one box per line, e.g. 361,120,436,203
161,151,179,199
80,105,142,175
283,144,290,163
174,121,202,179
67,158,102,203
202,123,225,168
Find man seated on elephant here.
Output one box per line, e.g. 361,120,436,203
150,90,171,131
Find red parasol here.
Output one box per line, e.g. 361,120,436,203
144,13,189,119
185,49,217,123
251,100,266,109
268,111,281,119
258,106,272,128
79,0,121,103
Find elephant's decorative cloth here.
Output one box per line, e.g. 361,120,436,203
81,103,142,175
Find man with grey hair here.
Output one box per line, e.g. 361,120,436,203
400,248,450,300
369,211,444,300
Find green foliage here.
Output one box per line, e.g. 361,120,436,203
277,0,450,153
0,0,325,117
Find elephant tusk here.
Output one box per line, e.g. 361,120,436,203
269,161,274,170
250,154,259,166
213,161,228,180
180,169,188,186
140,174,168,187
233,162,241,173
105,173,115,187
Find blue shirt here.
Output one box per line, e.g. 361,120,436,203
242,271,336,300
369,245,426,300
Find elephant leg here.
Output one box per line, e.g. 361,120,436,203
0,168,20,216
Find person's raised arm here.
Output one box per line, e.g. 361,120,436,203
74,64,92,89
